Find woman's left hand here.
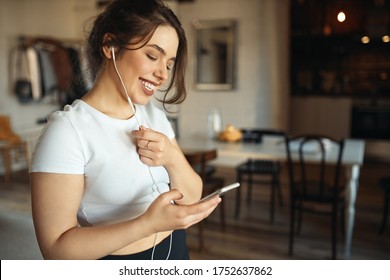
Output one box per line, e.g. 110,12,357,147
132,125,203,205
132,125,178,167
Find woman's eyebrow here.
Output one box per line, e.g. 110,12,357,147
147,44,176,61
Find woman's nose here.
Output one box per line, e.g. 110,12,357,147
154,61,169,82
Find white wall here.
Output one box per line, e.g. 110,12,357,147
178,0,290,138
0,0,6,112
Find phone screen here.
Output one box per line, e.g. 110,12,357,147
199,182,240,202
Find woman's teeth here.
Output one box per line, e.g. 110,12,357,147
141,80,156,91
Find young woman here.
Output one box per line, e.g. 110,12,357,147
30,0,221,260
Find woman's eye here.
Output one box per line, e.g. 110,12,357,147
146,54,157,61
167,64,174,71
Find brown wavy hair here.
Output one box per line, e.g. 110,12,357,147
87,0,188,107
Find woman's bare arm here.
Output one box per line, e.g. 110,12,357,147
30,172,156,259
164,138,203,204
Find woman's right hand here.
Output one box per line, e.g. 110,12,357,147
142,189,221,233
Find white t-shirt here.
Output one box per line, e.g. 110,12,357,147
30,99,175,226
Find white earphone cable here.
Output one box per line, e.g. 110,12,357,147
111,48,141,125
111,47,172,260
150,232,173,260
111,47,159,191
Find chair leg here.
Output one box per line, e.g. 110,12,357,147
332,206,338,260
1,147,12,184
235,172,242,219
340,204,345,238
297,200,303,234
247,173,253,204
379,190,389,235
270,174,276,223
276,173,283,207
289,200,296,256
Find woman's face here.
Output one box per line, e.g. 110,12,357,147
114,25,179,105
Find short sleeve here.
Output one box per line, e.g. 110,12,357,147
30,112,85,174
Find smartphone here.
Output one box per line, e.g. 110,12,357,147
199,182,240,202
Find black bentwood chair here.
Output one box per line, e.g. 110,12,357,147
285,134,345,260
235,129,285,223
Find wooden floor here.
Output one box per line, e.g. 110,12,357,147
1,160,389,260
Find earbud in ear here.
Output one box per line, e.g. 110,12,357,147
110,46,115,60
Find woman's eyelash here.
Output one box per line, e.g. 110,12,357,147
147,53,173,71
146,54,157,61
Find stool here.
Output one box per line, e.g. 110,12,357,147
1,115,30,184
0,141,29,184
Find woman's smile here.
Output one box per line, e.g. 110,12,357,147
140,78,157,96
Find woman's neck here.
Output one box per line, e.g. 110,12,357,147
82,75,135,120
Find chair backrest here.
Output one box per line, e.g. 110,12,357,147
0,115,21,143
284,134,345,202
0,115,11,140
185,149,217,182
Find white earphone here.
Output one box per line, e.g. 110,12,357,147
110,46,137,118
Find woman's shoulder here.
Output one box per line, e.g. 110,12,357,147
31,100,87,174
49,99,86,118
47,100,94,126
